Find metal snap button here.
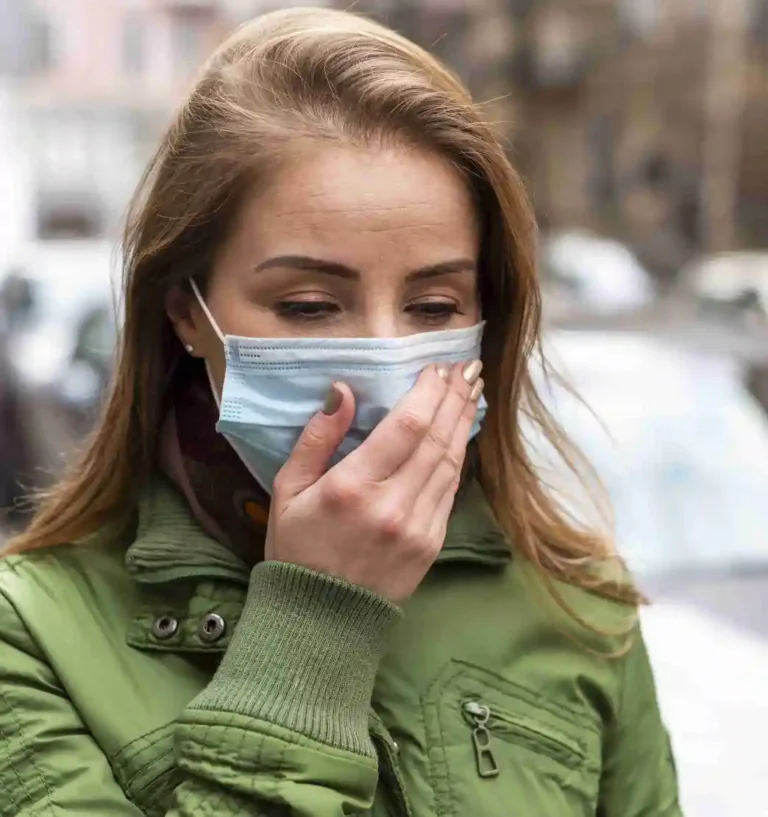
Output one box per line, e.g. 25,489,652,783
151,614,179,640
199,612,226,643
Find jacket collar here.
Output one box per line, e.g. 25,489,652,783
125,473,511,588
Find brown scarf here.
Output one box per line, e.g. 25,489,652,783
158,359,270,564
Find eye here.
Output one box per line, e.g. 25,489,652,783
406,300,462,325
275,300,341,321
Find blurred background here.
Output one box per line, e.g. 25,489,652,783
0,0,767,813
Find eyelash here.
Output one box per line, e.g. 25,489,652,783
405,301,462,324
275,301,338,321
275,300,462,324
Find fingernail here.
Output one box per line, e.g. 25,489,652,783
436,364,450,381
323,382,343,415
462,359,483,385
470,377,484,402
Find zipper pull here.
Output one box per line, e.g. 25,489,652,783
463,701,500,779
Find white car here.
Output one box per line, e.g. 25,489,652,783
541,230,656,316
679,252,768,325
5,239,121,389
2,240,120,481
534,330,768,816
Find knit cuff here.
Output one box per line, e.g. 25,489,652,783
188,561,401,756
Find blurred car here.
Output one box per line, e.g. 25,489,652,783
3,240,119,484
0,310,35,521
674,253,768,419
53,303,116,435
534,330,768,817
679,252,768,326
540,230,656,317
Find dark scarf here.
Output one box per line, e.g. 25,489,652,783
158,360,270,564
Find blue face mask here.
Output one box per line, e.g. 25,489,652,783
191,280,487,494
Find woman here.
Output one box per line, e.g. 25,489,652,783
0,8,680,816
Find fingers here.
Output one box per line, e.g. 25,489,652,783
389,362,480,498
274,381,356,499
412,380,481,525
343,364,451,482
427,470,463,543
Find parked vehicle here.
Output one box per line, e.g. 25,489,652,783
53,303,116,435
540,230,656,317
2,240,119,485
0,314,34,520
679,252,768,325
535,329,768,817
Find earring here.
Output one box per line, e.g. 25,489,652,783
184,343,195,354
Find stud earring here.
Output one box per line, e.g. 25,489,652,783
184,343,195,354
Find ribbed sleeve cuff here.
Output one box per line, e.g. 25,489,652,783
188,561,401,756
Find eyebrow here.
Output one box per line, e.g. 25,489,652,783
253,255,476,282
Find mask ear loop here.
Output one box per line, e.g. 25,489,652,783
204,360,222,411
187,278,273,493
189,278,225,344
188,278,224,409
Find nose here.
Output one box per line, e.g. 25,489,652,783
364,320,402,339
357,303,404,339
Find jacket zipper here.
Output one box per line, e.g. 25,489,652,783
463,699,585,779
462,701,500,779
371,729,412,817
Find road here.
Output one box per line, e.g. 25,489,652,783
549,299,768,365
645,567,768,640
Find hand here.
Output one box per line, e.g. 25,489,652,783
265,361,484,604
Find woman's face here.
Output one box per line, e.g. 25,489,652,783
169,142,481,390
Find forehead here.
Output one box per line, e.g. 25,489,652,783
230,142,479,264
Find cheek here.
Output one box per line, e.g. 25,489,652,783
206,347,227,401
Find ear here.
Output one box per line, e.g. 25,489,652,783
166,284,203,355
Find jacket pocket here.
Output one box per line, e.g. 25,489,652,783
423,661,601,817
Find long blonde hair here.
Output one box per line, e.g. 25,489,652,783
5,8,640,608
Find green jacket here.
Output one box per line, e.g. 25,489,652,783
0,475,680,816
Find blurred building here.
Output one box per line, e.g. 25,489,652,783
3,0,768,276
504,0,764,278
9,0,231,241
336,0,768,277
0,3,37,254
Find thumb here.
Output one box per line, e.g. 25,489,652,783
275,381,355,498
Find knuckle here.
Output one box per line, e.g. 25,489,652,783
433,459,458,491
396,408,429,440
299,423,326,450
271,470,290,499
374,505,408,540
425,425,452,453
407,530,437,560
429,533,445,555
321,475,361,509
443,448,464,474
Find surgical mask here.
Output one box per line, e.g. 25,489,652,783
190,280,487,494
